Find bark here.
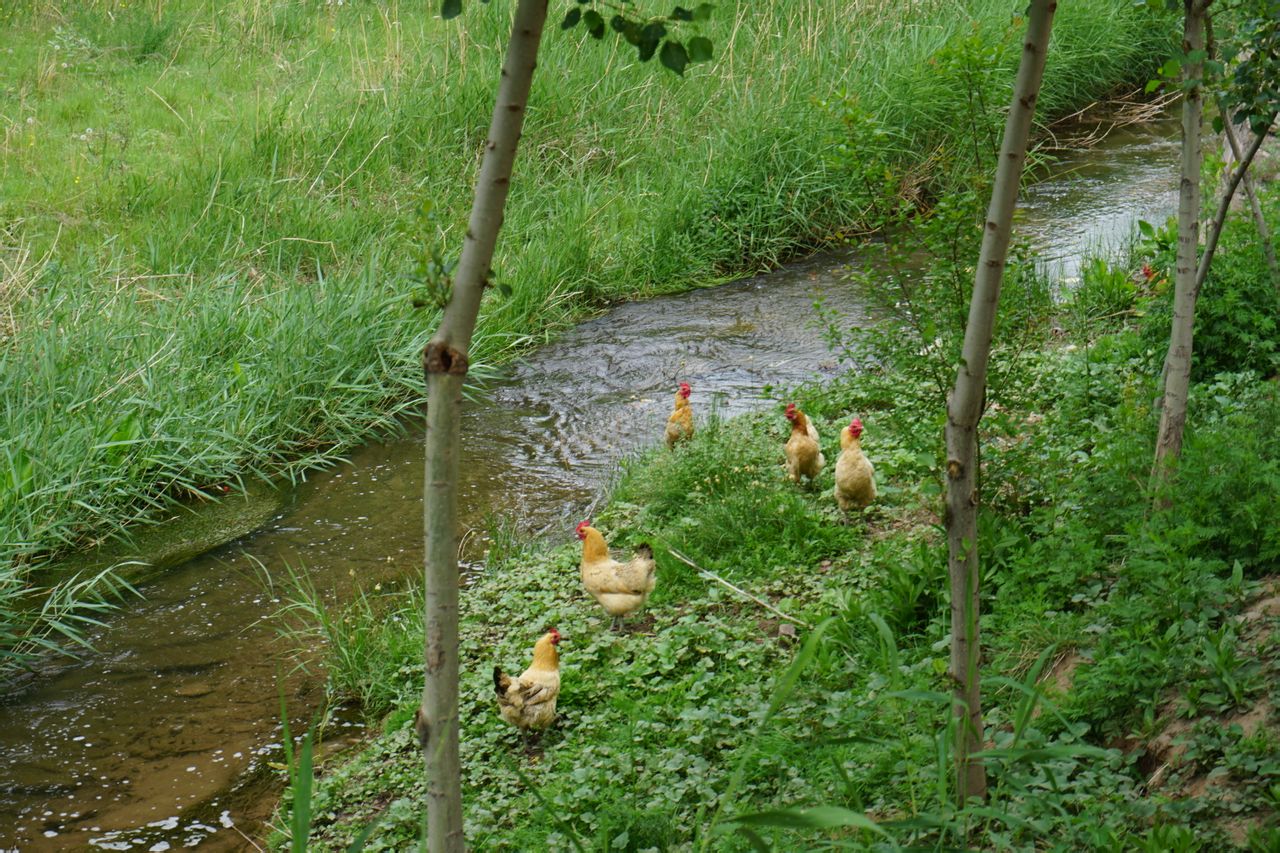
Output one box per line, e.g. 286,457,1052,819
1203,113,1278,292
417,2,549,850
1153,0,1210,477
943,0,1055,805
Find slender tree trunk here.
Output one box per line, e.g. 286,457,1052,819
1199,113,1277,291
417,2,549,850
944,0,1055,805
1154,0,1210,477
1219,111,1279,289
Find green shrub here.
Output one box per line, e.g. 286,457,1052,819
1139,216,1280,379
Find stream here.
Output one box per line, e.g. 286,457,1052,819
0,117,1180,851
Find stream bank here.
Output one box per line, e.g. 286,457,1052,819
300,134,1280,853
0,116,1180,849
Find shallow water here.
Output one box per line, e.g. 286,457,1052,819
0,117,1180,850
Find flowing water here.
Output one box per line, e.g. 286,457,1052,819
0,117,1180,850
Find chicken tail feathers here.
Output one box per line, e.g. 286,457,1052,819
493,666,511,696
634,543,654,560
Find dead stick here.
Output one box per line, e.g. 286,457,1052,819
666,546,812,629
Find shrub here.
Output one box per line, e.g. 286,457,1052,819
1139,216,1280,379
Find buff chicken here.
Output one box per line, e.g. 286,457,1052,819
494,628,562,733
783,403,824,484
664,382,694,449
577,521,656,630
834,417,877,512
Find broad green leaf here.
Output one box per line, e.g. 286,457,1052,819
642,21,668,42
659,39,688,76
583,9,605,39
671,5,694,21
637,24,665,61
730,806,892,840
688,36,713,63
960,805,1035,831
693,2,715,20
441,0,462,20
561,8,581,29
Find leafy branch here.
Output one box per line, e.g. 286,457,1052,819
443,1,716,76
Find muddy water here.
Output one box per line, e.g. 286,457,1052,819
0,118,1179,850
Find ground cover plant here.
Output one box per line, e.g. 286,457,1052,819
274,173,1280,848
0,0,1173,672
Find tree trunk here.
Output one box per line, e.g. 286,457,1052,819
1219,111,1279,289
1153,0,1210,477
943,0,1055,805
1200,113,1277,292
417,2,549,850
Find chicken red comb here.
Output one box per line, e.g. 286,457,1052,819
548,627,562,643
679,382,691,398
785,402,797,418
575,520,591,540
849,418,864,437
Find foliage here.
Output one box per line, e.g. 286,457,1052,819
1138,0,1280,134
1137,207,1280,379
552,0,716,77
0,565,136,675
0,0,1171,662
272,700,382,853
1214,0,1280,135
826,188,1052,413
288,205,1280,845
1064,254,1143,333
273,564,425,720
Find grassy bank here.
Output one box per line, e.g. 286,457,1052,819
0,2,1170,662
280,184,1280,848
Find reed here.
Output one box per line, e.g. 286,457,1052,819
0,0,1171,666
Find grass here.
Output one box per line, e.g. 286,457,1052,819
281,181,1280,848
0,2,1172,665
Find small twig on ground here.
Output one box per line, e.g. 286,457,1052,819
665,546,813,629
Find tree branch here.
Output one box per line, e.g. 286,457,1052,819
1195,112,1276,294
1206,111,1278,291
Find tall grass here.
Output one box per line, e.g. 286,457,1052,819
0,0,1172,668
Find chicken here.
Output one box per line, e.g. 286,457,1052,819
577,520,656,630
783,402,824,484
494,628,562,733
834,417,877,512
664,382,694,449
